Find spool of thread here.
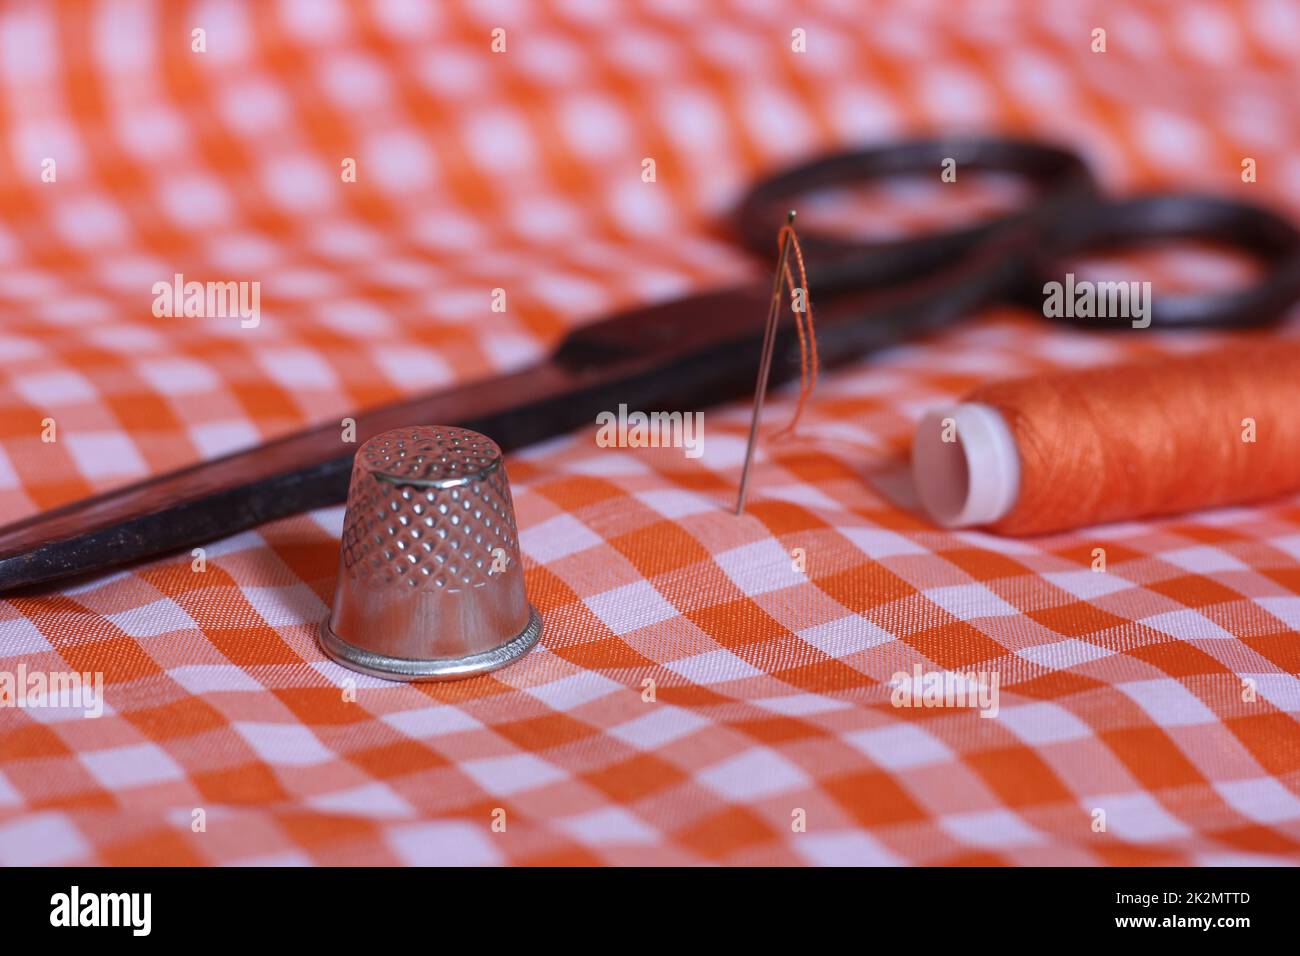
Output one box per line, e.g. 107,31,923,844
911,341,1300,535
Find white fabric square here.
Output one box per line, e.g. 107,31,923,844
1214,777,1300,824
258,348,340,390
941,809,1045,848
608,178,675,236
998,702,1092,745
1084,791,1192,843
97,255,171,294
567,449,652,477
386,821,503,866
607,707,709,750
1018,638,1115,669
370,346,453,389
418,47,490,97
318,298,394,336
1242,673,1300,713
463,109,535,174
1255,597,1300,632
205,231,282,272
234,849,315,867
65,432,147,480
80,743,185,789
1161,545,1248,574
240,585,327,629
159,173,231,228
0,615,52,657
0,769,20,806
105,598,198,638
233,722,334,767
266,268,341,300
1116,678,1219,727
559,94,632,160
0,812,89,866
511,196,584,241
634,488,714,520
584,581,678,636
38,295,112,328
760,482,843,512
191,420,261,458
555,806,659,846
844,723,954,770
662,648,764,685
520,513,603,563
53,194,129,247
13,369,96,404
483,331,543,371
310,505,346,539
953,530,1040,554
382,705,484,739
85,325,165,354
221,79,291,136
460,753,568,797
1140,609,1235,640
514,34,583,85
798,615,897,656
362,129,437,191
1042,569,1135,600
308,782,413,819
167,665,263,694
0,270,59,301
260,154,335,211
309,222,383,260
714,539,804,597
1192,850,1294,867
839,526,928,559
201,528,265,559
924,583,1021,620
319,52,390,109
794,830,902,866
525,672,623,710
0,445,17,490
134,357,220,396
527,273,609,314
698,748,810,800
752,693,851,716
1267,534,1300,562
372,0,441,36
185,0,251,64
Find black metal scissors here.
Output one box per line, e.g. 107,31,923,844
4,135,1300,592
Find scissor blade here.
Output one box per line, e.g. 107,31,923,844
0,284,776,594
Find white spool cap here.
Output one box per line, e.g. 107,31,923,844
911,402,1021,528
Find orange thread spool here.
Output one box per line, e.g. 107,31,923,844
911,341,1300,535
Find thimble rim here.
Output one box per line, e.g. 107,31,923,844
369,463,501,491
319,605,542,682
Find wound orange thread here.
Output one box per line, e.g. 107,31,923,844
966,341,1300,535
772,222,818,438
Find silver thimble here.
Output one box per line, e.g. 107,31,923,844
320,426,542,681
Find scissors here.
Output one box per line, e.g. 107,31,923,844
4,135,1300,592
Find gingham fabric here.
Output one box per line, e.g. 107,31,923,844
2,0,1299,866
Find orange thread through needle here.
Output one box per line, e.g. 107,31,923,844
734,212,818,515
773,221,817,438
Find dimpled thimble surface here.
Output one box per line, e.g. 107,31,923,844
320,426,541,680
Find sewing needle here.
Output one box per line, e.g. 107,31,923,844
734,209,796,516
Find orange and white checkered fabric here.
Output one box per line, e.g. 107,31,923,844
2,0,1299,866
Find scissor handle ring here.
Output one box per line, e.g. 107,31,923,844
1029,194,1300,329
734,136,1098,288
